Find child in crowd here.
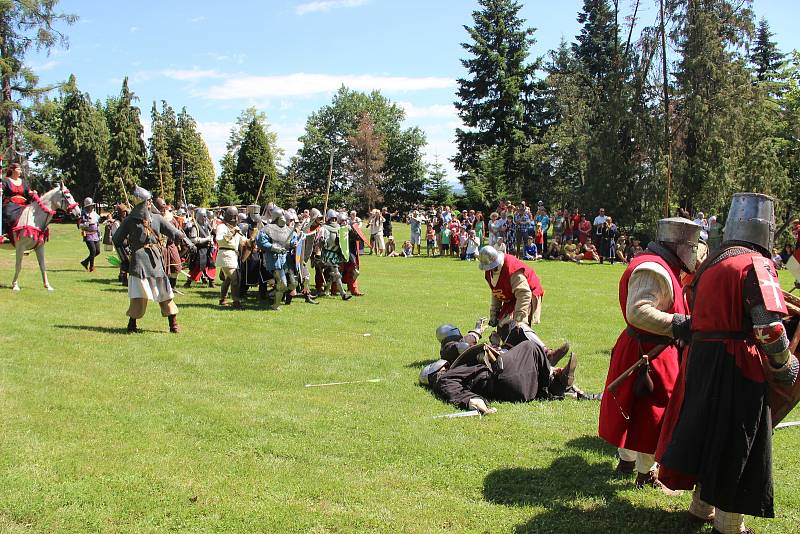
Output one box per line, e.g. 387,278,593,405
578,239,600,262
385,236,396,257
440,226,450,256
459,226,468,259
534,221,544,258
401,240,413,258
495,236,507,253
464,230,480,260
523,236,537,260
426,224,436,256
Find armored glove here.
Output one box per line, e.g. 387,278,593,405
467,397,497,415
488,315,498,328
671,314,692,346
271,245,286,254
474,317,488,336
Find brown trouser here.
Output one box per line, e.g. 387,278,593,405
127,298,178,319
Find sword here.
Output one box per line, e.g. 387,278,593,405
606,344,668,394
304,378,382,388
775,421,800,430
433,410,481,419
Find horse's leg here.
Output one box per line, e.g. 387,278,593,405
12,243,24,291
35,245,53,290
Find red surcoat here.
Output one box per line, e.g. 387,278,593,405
484,254,544,320
598,253,685,453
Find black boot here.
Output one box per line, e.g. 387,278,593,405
304,293,319,305
168,314,180,334
183,280,193,288
284,293,293,305
127,317,140,334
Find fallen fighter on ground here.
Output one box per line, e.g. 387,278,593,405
419,320,594,414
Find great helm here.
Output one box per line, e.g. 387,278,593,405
223,206,239,224
246,204,260,217
478,245,505,271
435,324,462,343
326,208,338,222
419,359,448,386
271,207,286,224
656,217,701,272
195,207,208,221
723,193,775,253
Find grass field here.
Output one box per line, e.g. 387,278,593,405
1,223,799,533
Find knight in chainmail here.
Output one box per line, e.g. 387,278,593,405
315,209,351,300
656,193,799,534
183,207,216,288
112,186,196,334
256,207,298,310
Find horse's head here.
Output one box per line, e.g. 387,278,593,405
57,182,82,218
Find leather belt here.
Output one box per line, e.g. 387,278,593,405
692,331,750,341
625,326,672,345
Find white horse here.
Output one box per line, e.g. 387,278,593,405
0,183,81,290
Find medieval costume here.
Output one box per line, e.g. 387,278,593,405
478,245,544,327
238,204,269,300
215,206,246,308
256,207,298,310
79,197,101,272
154,198,182,289
183,208,216,288
341,212,367,296
314,209,351,300
420,321,577,414
112,187,195,333
657,194,799,534
597,217,699,491
1,163,31,241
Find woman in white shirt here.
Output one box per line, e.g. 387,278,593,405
368,208,385,255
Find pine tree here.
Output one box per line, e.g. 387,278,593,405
147,101,174,203
234,118,278,204
106,78,147,201
0,1,76,154
56,74,109,200
453,0,540,198
751,18,784,82
174,107,215,206
425,160,454,206
347,112,386,210
216,152,240,206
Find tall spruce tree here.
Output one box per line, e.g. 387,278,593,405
425,160,454,206
147,101,175,202
57,74,109,200
751,18,784,83
174,107,214,206
106,77,146,201
234,118,277,204
0,1,76,154
454,0,540,200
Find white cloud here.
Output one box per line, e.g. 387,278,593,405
31,60,58,72
129,26,139,33
397,102,457,120
189,16,206,23
161,68,225,81
201,73,454,100
296,0,368,16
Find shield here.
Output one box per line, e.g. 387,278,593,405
338,225,349,259
351,222,368,244
303,230,317,262
767,289,800,426
295,236,304,271
752,256,787,314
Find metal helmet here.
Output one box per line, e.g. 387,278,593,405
337,211,348,224
478,245,505,271
132,185,152,204
419,359,448,386
722,193,775,252
310,208,323,220
223,206,239,224
271,207,285,224
83,197,95,208
246,204,259,217
326,208,338,221
195,208,208,223
435,324,461,343
286,208,298,222
656,217,702,272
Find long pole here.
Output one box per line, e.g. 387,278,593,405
323,147,334,215
254,173,267,205
661,0,672,217
155,152,165,199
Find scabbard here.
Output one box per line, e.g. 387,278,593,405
606,343,669,394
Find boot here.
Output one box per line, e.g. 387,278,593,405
127,317,140,334
545,342,570,366
121,273,128,287
549,353,577,396
271,291,284,311
284,292,293,305
615,459,635,474
80,258,89,271
183,280,193,288
169,277,177,289
634,470,680,496
304,293,319,305
168,314,180,334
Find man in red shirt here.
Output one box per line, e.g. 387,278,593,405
478,245,545,327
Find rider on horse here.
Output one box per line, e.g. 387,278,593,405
1,163,33,244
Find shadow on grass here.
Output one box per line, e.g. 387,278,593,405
565,435,615,454
79,277,118,285
53,324,164,335
483,456,698,533
405,359,436,369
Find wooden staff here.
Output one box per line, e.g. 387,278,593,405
323,148,334,215
254,173,267,205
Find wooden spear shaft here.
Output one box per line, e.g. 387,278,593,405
323,148,334,215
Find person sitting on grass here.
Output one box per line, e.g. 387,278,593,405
577,238,600,263
545,237,561,260
522,236,537,260
385,235,396,257
561,239,579,262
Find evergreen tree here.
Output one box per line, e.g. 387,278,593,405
0,1,76,154
216,152,240,206
425,160,454,207
751,18,784,82
106,77,147,201
174,107,214,206
146,101,175,203
234,118,277,204
453,0,541,199
21,94,62,186
56,74,109,200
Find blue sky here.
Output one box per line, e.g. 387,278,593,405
27,0,800,183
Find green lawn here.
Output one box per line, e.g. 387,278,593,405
1,223,799,533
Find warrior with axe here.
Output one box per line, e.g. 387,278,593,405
598,217,700,494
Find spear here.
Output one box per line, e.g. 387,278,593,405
323,146,334,215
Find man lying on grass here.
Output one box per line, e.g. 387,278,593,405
419,318,592,415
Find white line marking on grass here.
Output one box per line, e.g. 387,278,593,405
433,410,482,419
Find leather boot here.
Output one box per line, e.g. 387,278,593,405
168,314,180,333
615,459,635,474
545,342,570,366
127,317,140,334
634,470,680,496
304,293,319,305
